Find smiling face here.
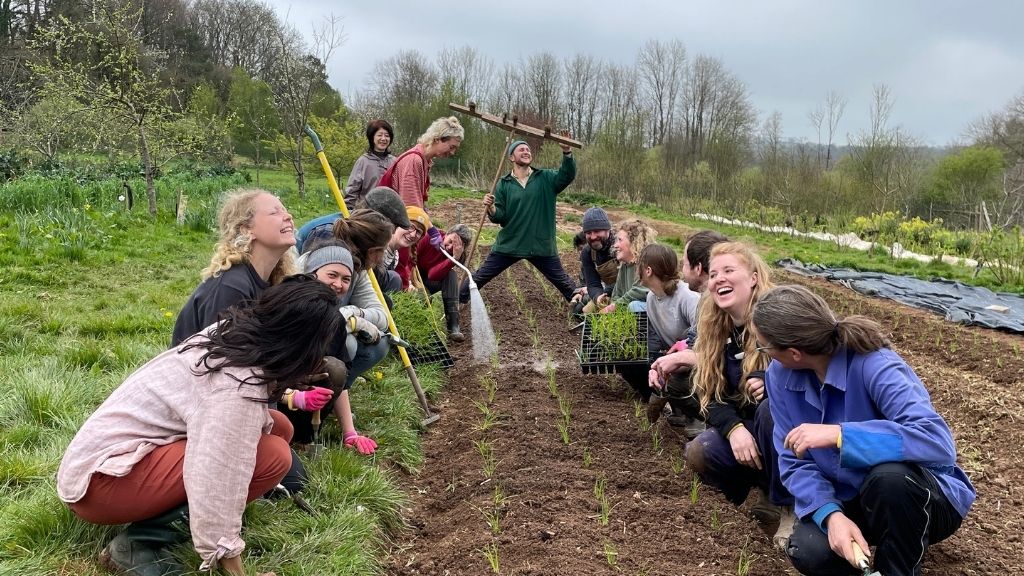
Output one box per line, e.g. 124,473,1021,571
585,229,609,250
509,143,532,167
245,193,294,251
708,253,758,320
372,128,391,153
314,262,353,297
435,137,461,158
613,229,633,263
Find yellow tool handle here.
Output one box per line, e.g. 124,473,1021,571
851,541,870,570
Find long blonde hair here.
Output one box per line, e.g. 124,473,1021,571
692,242,774,415
201,189,297,284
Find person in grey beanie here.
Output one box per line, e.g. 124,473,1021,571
571,206,618,315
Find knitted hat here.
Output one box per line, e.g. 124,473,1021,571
303,244,354,275
449,223,473,249
507,140,529,156
406,205,432,232
364,187,411,229
581,206,611,232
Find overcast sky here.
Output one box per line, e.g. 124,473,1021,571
267,0,1024,147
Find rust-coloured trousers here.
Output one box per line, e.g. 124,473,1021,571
69,409,293,524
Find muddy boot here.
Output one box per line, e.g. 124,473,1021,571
98,504,190,576
444,302,464,342
773,506,796,550
750,489,782,538
646,396,669,424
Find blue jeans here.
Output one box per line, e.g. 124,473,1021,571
627,300,647,312
459,252,576,303
347,339,390,387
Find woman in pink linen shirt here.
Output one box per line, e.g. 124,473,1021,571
57,277,341,576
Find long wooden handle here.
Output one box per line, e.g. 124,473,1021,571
466,130,515,268
851,541,870,571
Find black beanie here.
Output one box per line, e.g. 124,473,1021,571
364,187,411,229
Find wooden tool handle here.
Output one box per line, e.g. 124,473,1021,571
851,541,870,570
312,409,321,427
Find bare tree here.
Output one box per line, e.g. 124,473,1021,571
436,45,493,104
268,15,344,196
823,90,846,169
489,60,524,115
562,53,602,142
677,54,756,176
847,84,920,214
637,38,685,147
807,104,824,169
523,52,561,123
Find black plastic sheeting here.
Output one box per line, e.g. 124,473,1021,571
777,259,1024,334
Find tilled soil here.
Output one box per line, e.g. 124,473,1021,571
387,201,1024,575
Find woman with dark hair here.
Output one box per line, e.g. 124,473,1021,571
58,278,341,576
286,239,391,455
683,242,795,548
343,119,396,207
752,285,975,576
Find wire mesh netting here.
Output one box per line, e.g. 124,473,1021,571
577,311,649,375
403,331,455,369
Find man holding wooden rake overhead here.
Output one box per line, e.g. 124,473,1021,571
459,138,578,306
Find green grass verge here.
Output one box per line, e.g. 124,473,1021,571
0,166,445,575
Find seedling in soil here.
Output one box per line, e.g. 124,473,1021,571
670,449,685,476
547,369,558,398
474,400,498,432
481,374,497,404
650,428,662,454
603,541,618,567
446,472,458,494
475,504,502,535
594,476,612,526
557,417,571,445
736,536,754,576
558,395,572,421
634,401,651,433
492,483,508,508
582,446,592,468
711,509,720,530
481,542,500,573
689,476,701,505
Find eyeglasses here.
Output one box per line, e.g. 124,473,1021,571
404,227,424,240
755,341,775,353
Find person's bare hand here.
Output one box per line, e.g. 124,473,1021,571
558,130,572,153
483,193,495,207
745,377,765,402
595,293,611,307
600,303,616,314
728,426,762,470
651,350,696,375
825,512,871,570
648,368,665,390
784,424,842,458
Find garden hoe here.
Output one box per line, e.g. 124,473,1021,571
852,542,882,576
305,126,440,427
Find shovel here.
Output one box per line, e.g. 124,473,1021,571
852,542,882,576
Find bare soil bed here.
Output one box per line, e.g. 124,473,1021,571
387,200,1024,575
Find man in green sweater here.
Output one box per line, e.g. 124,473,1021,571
459,139,577,304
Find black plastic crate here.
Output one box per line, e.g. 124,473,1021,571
577,311,649,375
402,331,455,369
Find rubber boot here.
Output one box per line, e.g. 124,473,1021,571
444,301,465,342
98,504,190,576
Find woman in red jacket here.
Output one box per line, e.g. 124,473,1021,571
415,224,474,341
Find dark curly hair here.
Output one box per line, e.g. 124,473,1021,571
180,275,341,398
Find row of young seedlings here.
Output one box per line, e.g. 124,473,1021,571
473,365,504,573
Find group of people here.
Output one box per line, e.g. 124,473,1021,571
56,115,974,576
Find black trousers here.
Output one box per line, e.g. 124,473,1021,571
459,252,576,303
786,462,963,576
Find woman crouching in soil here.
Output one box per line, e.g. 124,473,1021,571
684,242,796,548
57,278,342,576
752,284,975,575
287,239,391,455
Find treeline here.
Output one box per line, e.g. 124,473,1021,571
1,0,1022,230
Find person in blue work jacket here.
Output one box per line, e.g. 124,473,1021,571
751,284,975,576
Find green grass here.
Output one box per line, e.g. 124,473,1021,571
0,165,446,575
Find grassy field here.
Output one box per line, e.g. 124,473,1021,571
0,164,1017,575
0,168,444,575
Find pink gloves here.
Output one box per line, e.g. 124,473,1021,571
343,431,378,455
290,387,333,411
667,340,689,354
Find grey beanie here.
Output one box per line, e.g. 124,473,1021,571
364,186,411,229
507,139,529,156
303,244,354,275
581,207,611,232
449,223,473,249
